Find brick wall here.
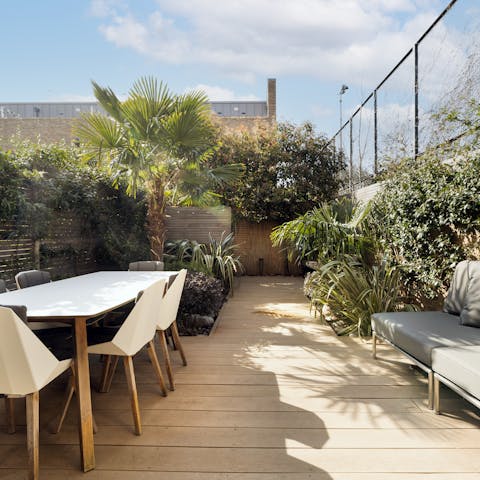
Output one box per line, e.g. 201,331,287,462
0,115,274,149
0,118,78,149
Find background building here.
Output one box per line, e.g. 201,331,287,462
0,79,276,148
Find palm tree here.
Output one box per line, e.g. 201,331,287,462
270,198,374,266
76,77,242,259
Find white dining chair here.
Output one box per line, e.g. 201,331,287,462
56,279,168,436
0,306,73,480
155,269,188,391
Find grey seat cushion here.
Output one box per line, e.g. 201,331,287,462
372,311,480,366
432,346,480,400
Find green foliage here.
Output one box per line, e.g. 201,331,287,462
164,232,243,293
0,141,149,268
272,197,411,336
371,150,480,299
77,76,243,258
307,257,416,336
271,198,374,265
178,271,225,319
210,122,344,222
0,151,27,226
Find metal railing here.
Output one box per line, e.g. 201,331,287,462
329,0,480,192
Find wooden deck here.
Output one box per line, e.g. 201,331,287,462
1,276,480,479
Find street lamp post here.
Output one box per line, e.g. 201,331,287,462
339,84,348,152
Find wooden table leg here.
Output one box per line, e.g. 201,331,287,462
26,391,39,480
73,317,95,471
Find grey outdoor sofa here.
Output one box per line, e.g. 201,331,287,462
371,260,480,413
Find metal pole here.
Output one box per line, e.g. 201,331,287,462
339,95,343,152
414,42,419,157
349,119,353,193
374,89,378,174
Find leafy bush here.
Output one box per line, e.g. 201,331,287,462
0,141,149,268
210,122,344,222
177,272,226,334
371,151,480,300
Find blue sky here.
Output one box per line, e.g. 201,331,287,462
0,0,468,137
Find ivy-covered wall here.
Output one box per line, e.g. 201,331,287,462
371,150,480,303
0,142,150,287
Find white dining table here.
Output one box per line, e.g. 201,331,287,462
0,270,178,472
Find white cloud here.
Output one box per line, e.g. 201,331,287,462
90,0,464,92
185,84,259,101
89,0,124,17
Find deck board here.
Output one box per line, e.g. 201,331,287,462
1,276,479,478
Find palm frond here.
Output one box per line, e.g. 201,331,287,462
92,81,123,121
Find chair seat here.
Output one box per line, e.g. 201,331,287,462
87,326,119,346
35,328,74,361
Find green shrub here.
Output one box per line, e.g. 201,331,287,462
210,122,344,222
371,151,480,300
307,257,416,336
0,141,149,269
177,271,226,329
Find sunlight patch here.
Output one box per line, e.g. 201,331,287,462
254,302,311,319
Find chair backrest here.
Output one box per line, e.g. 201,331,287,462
0,304,27,324
157,269,187,331
129,261,164,271
15,270,51,289
0,307,65,395
112,279,167,356
0,279,6,293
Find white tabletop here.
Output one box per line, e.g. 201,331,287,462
0,271,177,319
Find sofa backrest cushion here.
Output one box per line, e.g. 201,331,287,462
460,262,480,327
444,260,480,327
444,260,470,315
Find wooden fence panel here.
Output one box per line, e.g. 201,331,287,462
0,214,97,289
166,206,232,243
234,220,301,276
0,224,35,289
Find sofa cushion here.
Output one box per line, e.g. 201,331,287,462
459,262,480,327
372,311,480,366
443,260,470,315
432,345,480,400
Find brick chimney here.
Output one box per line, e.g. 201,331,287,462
267,78,276,121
